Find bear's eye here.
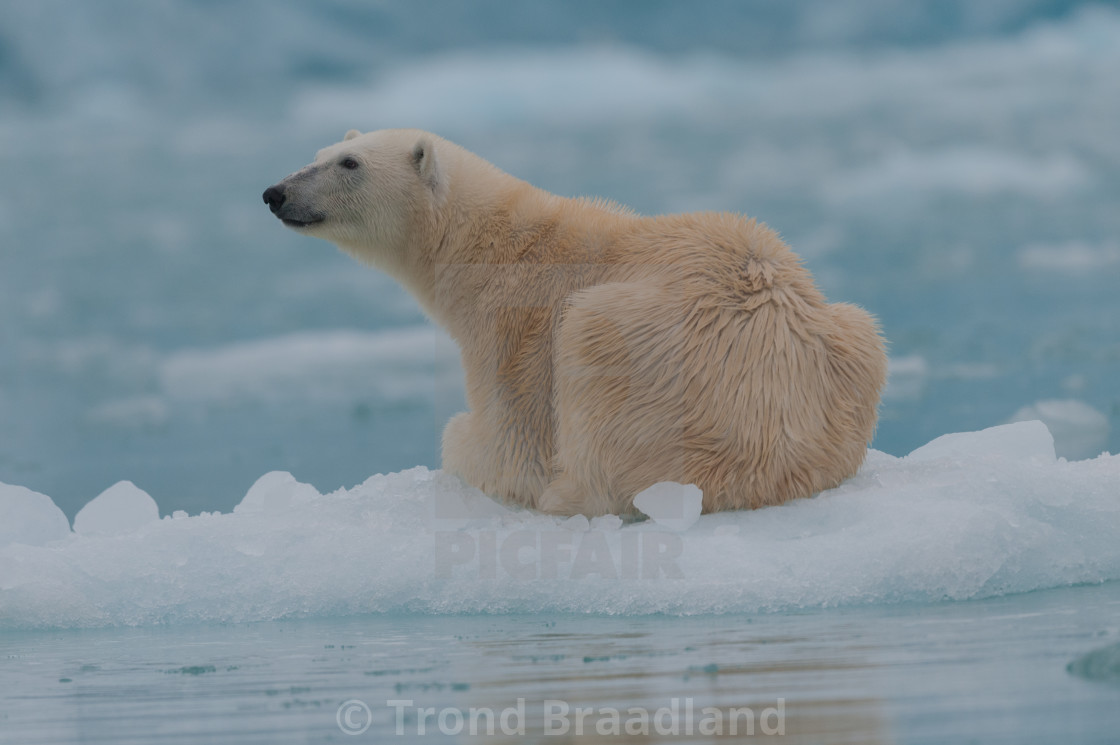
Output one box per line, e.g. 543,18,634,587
340,157,359,170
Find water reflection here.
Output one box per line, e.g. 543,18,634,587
2,582,1118,743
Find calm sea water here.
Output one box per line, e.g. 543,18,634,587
3,582,1119,743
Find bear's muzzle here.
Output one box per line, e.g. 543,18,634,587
262,182,325,229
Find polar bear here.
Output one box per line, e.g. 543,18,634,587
263,129,887,516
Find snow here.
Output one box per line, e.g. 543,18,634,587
1,420,1117,629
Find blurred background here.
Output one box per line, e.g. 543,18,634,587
1,0,1117,519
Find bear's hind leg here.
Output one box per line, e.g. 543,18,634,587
546,281,692,517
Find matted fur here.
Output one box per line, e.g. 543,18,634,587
265,129,887,516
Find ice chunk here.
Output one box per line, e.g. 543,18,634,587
822,147,1090,204
883,355,928,402
0,424,1118,629
591,514,623,532
73,481,160,537
561,514,591,532
85,395,169,430
633,482,703,531
427,472,517,529
160,327,461,404
1018,240,1120,274
0,482,71,548
1008,400,1110,461
906,421,1056,464
235,471,321,515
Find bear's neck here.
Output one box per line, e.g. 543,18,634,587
404,173,581,340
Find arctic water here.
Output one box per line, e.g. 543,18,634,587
2,1,1119,742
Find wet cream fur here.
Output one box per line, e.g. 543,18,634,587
267,129,887,516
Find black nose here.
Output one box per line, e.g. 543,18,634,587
262,185,286,214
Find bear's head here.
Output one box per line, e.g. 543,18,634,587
263,128,447,266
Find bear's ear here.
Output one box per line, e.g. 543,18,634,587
411,137,444,195
344,129,361,141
